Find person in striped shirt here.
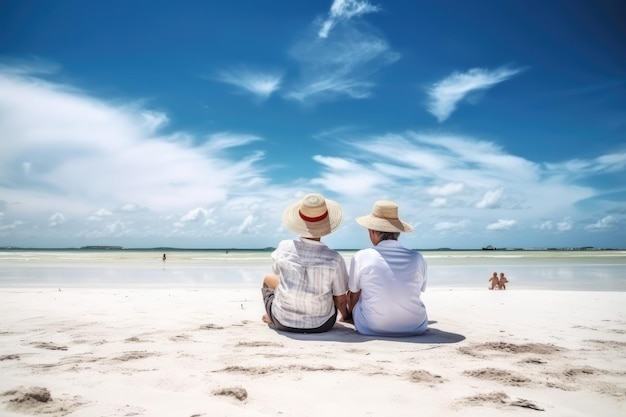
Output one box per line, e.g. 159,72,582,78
261,194,350,333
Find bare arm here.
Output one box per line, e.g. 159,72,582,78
333,293,350,323
346,290,361,323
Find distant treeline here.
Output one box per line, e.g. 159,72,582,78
0,246,621,251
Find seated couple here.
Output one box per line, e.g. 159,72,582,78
262,193,428,337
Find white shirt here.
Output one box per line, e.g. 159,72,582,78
272,238,349,329
349,240,428,336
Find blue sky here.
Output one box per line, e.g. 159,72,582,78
0,0,624,249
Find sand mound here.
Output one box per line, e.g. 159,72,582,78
2,386,83,415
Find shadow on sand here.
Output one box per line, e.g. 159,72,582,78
272,320,465,344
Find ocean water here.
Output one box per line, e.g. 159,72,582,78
0,249,625,291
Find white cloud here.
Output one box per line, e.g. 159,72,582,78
237,214,263,235
104,220,127,235
545,152,626,177
539,220,553,230
1,65,623,249
88,209,113,222
179,207,210,223
88,209,112,222
318,0,380,39
308,129,616,246
427,67,523,122
430,197,447,208
538,217,572,232
585,215,615,232
0,69,268,216
0,68,302,246
215,69,282,100
426,182,464,196
0,220,23,231
140,111,169,133
475,189,504,209
120,204,143,213
311,155,389,196
288,17,399,103
557,217,573,231
49,212,65,227
434,219,468,231
200,132,263,153
486,219,517,231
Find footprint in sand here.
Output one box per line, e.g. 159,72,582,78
460,391,544,411
0,354,20,361
463,367,531,386
199,323,225,330
31,342,68,351
111,351,157,362
213,386,248,401
235,341,283,348
408,369,445,385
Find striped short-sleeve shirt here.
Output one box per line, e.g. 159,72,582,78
271,238,349,329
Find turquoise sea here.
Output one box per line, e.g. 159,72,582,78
0,249,625,291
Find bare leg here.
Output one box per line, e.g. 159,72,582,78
262,273,280,323
263,273,280,289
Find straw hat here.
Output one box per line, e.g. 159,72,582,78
282,194,343,238
356,200,413,233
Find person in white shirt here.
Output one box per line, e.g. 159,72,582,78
261,194,349,333
348,200,428,336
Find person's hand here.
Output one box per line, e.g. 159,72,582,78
339,313,353,324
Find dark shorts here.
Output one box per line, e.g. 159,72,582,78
261,286,337,333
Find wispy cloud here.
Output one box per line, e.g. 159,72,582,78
287,1,398,104
426,182,464,196
544,152,626,177
1,66,624,249
427,67,523,122
311,155,389,196
287,26,399,103
215,69,282,100
200,132,263,153
308,128,626,246
318,0,380,39
0,56,61,75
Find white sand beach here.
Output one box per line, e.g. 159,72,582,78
1,286,625,416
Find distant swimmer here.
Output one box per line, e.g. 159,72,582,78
499,272,509,290
488,272,499,290
162,253,167,262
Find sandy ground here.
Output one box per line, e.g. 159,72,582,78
0,287,625,416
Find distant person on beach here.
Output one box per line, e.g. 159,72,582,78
488,272,499,290
261,193,349,333
162,253,166,262
499,272,509,289
347,200,428,336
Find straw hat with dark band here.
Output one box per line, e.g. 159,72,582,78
283,194,343,238
356,200,413,233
